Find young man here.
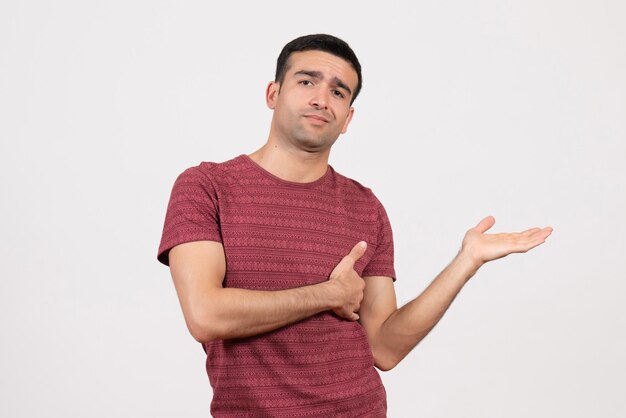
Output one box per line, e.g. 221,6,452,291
157,34,552,417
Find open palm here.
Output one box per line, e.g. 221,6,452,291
461,216,553,267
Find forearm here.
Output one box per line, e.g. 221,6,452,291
374,251,480,369
187,281,337,342
363,217,552,371
171,240,368,343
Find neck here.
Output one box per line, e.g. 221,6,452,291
248,142,330,183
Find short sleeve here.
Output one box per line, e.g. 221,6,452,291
157,165,223,266
362,201,396,280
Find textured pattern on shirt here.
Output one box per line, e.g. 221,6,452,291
158,154,395,417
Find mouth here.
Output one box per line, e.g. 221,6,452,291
303,114,329,123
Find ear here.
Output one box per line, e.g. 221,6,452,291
266,81,279,109
340,106,355,134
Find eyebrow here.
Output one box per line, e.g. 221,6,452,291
293,70,353,97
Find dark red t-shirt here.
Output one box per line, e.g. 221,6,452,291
158,155,396,417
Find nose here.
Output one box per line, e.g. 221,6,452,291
310,88,329,110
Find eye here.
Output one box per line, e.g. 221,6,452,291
299,80,313,86
332,90,345,99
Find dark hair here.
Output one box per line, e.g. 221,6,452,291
275,34,362,104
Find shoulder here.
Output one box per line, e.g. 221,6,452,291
329,167,382,206
174,155,248,186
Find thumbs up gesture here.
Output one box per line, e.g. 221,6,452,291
327,241,368,321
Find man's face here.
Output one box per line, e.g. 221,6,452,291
266,50,358,153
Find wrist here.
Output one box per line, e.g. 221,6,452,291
455,249,483,280
315,280,340,311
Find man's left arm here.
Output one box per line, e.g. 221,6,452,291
358,216,553,371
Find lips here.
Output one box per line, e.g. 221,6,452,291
303,114,329,123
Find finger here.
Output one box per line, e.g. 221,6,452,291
534,228,553,243
515,231,552,252
341,309,360,321
528,227,553,240
521,227,542,236
518,237,548,253
525,226,554,236
345,241,367,264
474,216,496,234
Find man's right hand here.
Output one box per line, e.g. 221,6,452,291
169,240,370,342
326,241,368,321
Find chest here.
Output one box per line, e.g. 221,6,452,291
215,185,380,290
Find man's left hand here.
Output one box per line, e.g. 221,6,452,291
460,216,553,270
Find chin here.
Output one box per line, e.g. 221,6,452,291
297,140,327,153
290,133,327,152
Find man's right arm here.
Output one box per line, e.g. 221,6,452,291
168,240,368,342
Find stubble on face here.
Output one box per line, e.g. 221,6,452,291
269,51,357,154
287,113,336,153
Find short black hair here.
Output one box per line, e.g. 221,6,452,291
275,34,362,104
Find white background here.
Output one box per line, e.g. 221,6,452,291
1,1,625,417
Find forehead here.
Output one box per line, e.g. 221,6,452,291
286,50,358,87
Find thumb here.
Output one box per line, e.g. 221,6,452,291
345,241,367,264
474,216,496,234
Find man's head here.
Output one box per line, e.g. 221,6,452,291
265,35,361,155
275,34,362,105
